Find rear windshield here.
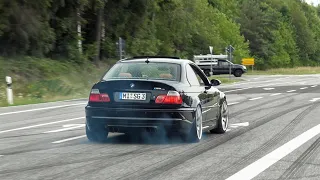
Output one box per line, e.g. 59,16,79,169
102,62,181,81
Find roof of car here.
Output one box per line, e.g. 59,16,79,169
118,56,194,65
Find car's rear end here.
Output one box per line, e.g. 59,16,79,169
85,59,196,139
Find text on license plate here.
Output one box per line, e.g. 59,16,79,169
119,92,146,101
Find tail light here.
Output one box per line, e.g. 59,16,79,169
89,89,110,102
155,91,182,105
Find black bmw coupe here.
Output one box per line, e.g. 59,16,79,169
85,56,229,142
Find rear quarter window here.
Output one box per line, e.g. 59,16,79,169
186,64,200,86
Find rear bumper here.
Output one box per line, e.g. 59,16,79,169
85,106,196,133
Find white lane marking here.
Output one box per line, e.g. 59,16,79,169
202,108,211,114
0,103,87,116
0,155,3,157
226,123,320,180
0,117,84,134
228,102,240,106
207,103,218,108
202,126,210,129
255,78,307,88
300,87,308,90
52,135,86,144
249,97,263,101
287,90,296,93
223,76,311,93
44,124,85,134
311,85,318,88
263,88,274,91
224,87,252,93
310,98,320,102
226,128,231,132
223,78,303,93
63,124,83,128
0,98,86,110
230,122,249,128
270,93,282,96
221,77,289,88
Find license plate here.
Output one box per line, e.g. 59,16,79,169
119,92,146,101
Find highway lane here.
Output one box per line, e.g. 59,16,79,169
0,75,320,180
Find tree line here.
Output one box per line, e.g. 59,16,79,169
0,0,320,69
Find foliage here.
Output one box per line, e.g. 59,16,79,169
0,0,320,69
0,56,110,106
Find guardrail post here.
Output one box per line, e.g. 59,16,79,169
5,76,13,105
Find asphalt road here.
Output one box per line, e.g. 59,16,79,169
1,75,320,180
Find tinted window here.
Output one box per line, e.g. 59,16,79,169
186,64,200,86
103,62,181,81
219,61,230,66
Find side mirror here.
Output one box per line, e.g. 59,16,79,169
211,79,221,86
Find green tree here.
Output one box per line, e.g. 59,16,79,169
0,0,320,68
288,1,316,62
0,0,55,56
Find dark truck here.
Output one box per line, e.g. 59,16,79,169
194,55,247,77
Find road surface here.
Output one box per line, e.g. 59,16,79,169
0,75,320,180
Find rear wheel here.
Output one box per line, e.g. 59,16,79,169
210,100,229,134
234,69,243,77
86,125,109,142
183,106,202,143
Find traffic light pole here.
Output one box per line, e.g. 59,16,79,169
229,51,232,79
228,45,234,80
209,46,213,77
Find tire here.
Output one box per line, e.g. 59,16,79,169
182,106,203,143
86,125,109,142
210,99,229,134
234,69,243,77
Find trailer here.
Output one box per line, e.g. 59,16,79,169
193,54,247,77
